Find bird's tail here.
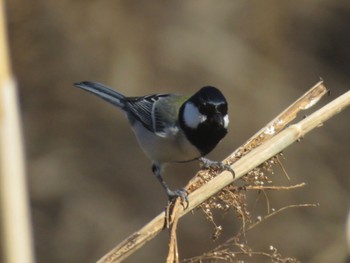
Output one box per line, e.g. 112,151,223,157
74,81,126,109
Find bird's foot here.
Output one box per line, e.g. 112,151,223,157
166,188,189,208
199,157,235,177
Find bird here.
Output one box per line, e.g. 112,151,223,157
73,81,232,203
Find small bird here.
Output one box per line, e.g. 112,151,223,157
74,81,232,203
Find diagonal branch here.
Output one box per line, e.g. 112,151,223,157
97,83,350,263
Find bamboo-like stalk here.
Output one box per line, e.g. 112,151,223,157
347,210,350,254
97,87,350,263
0,1,35,263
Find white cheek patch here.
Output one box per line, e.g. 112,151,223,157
223,114,229,128
183,102,207,129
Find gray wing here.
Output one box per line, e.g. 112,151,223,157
126,94,184,137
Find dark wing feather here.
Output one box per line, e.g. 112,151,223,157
125,94,172,135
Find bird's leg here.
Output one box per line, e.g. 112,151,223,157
152,163,188,207
198,157,235,177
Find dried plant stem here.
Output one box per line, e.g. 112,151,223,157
184,203,317,263
166,200,180,263
245,203,318,233
229,80,328,160
0,1,34,263
236,183,306,191
97,87,350,263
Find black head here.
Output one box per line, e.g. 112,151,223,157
179,86,229,156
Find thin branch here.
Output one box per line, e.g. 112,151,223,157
228,80,328,161
184,203,317,263
97,84,350,263
233,182,306,191
185,204,306,261
167,199,181,263
276,155,290,180
245,203,319,232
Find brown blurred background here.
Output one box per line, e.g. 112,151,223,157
6,1,350,262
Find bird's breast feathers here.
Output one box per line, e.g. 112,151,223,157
130,120,200,163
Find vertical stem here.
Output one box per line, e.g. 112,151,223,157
0,1,35,263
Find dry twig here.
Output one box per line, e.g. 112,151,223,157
183,203,318,263
166,199,181,263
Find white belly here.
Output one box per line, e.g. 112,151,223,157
130,121,201,164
